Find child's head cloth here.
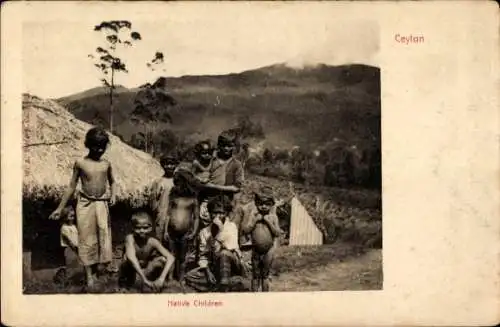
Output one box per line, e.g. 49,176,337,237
84,127,110,148
255,185,275,203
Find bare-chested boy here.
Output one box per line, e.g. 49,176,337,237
50,127,116,290
150,154,179,241
164,171,200,290
118,211,175,292
240,186,281,292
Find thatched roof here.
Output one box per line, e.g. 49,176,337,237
22,93,163,203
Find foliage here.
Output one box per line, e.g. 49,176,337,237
233,115,265,140
131,54,177,155
247,141,381,190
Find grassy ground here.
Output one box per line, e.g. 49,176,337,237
23,242,381,294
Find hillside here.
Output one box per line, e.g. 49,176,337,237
57,63,380,149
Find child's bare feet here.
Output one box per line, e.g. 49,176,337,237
106,265,119,274
117,287,130,293
53,267,67,285
262,278,270,292
86,276,97,292
179,280,187,293
251,279,259,292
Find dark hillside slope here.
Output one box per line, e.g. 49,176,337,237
58,63,380,148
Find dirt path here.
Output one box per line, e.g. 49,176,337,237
271,249,382,291
23,246,382,293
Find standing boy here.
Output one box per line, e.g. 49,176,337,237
163,171,199,290
50,127,116,290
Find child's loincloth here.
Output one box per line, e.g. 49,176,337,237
76,192,112,266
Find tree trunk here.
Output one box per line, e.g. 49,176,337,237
144,124,148,153
109,68,114,133
151,124,156,157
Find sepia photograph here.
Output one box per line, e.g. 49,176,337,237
3,1,499,326
21,12,382,295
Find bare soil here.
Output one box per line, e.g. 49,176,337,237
23,243,382,294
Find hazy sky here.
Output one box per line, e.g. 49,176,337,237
23,4,379,99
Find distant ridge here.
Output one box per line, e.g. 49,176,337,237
57,63,380,149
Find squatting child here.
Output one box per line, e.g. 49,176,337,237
50,127,117,290
118,211,175,292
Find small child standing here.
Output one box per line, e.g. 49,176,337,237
53,206,79,285
49,127,117,291
240,186,281,292
191,140,214,184
163,172,199,290
150,154,179,242
191,140,215,227
118,211,175,292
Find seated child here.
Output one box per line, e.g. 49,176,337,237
197,195,245,292
240,186,281,292
118,211,175,292
53,206,79,285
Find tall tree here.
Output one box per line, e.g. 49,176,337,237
88,20,142,132
131,53,176,155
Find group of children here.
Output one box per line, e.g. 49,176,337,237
49,127,282,293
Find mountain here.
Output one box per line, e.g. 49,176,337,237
57,63,380,149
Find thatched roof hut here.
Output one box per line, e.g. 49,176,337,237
22,93,163,205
